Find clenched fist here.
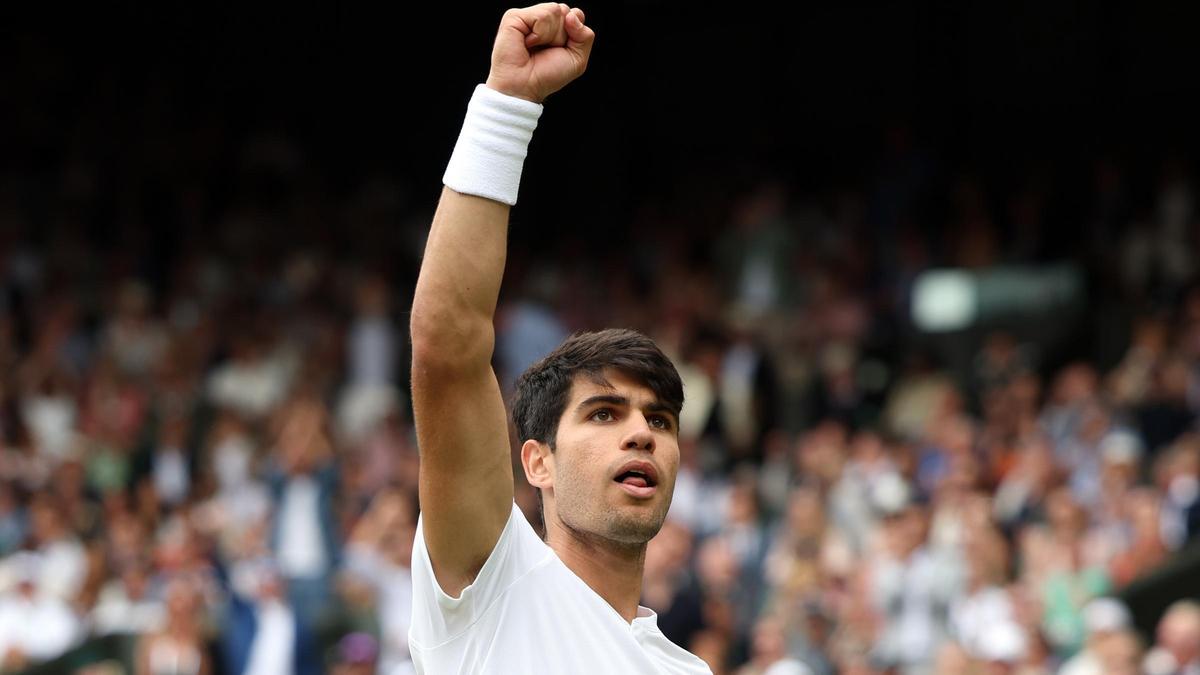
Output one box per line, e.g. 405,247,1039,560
486,3,595,103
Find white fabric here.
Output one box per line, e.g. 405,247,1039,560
38,539,88,601
147,636,202,675
950,586,1025,662
763,659,814,675
348,316,396,386
442,85,543,206
206,347,297,418
410,503,711,674
0,592,81,662
337,384,400,443
243,599,295,675
870,546,962,669
154,447,190,506
676,362,714,442
213,435,254,490
90,581,165,635
21,395,77,461
276,476,327,578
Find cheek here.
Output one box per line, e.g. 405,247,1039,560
662,443,682,477
555,444,605,491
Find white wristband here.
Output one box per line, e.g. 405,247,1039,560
442,84,544,206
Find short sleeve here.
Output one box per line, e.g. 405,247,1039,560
409,502,550,646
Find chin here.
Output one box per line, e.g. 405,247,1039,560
603,509,668,545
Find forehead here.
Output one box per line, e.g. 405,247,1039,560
565,369,658,405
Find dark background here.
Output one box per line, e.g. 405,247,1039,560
5,0,1200,235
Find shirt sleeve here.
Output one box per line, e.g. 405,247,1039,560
409,502,549,647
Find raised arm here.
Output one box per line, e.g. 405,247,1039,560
410,3,594,597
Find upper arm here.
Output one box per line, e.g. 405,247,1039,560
410,188,516,598
412,358,514,597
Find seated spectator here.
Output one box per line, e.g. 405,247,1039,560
91,561,165,636
0,551,83,669
25,492,88,602
1059,597,1135,675
1144,600,1200,675
136,577,210,675
735,614,814,675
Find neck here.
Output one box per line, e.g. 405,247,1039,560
546,517,647,623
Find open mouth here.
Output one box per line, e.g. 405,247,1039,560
614,469,657,489
613,461,659,498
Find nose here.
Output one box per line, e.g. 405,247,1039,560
622,416,655,452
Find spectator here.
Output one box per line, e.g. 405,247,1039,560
0,551,82,669
867,490,963,673
91,561,164,636
1144,600,1200,675
268,400,340,630
1058,597,1134,675
337,274,403,445
950,525,1022,662
136,577,211,675
25,492,88,602
736,614,814,675
1156,437,1200,549
1037,488,1112,657
341,489,417,675
221,560,317,675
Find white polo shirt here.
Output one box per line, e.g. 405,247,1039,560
410,503,712,674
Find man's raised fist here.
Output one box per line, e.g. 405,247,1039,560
486,3,595,103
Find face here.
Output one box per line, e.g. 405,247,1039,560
527,369,679,547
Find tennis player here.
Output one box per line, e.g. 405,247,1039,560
408,3,712,673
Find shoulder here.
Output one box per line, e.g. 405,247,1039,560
411,502,552,643
637,615,714,674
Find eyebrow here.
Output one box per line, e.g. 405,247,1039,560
575,394,628,412
575,394,678,422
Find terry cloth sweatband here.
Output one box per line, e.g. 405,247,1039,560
442,84,544,206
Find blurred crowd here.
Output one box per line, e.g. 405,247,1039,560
5,36,1200,675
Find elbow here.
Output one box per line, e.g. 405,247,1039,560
410,301,494,374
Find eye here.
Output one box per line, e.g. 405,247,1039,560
590,409,614,422
649,415,672,430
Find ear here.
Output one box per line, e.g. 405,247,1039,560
521,439,554,490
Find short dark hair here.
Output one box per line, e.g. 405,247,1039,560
511,328,684,448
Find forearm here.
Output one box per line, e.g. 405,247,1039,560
411,76,547,369
410,187,510,370
406,3,594,597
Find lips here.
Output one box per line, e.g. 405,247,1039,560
613,460,659,499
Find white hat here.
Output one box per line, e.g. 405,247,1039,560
871,473,913,516
1083,597,1132,634
1100,429,1143,465
976,621,1027,663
